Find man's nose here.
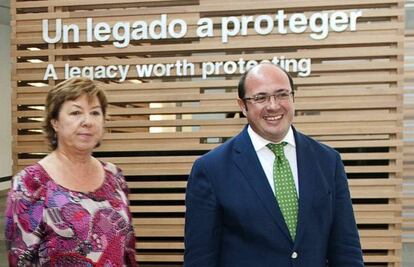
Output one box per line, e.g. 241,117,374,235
267,95,281,107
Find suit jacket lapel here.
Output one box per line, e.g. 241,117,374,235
293,129,317,246
232,127,292,241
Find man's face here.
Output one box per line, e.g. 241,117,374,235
237,64,295,143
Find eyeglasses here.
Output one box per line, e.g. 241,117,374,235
243,90,294,104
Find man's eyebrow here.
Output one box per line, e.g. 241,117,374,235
254,89,290,94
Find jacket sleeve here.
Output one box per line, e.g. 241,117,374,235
327,152,364,266
184,158,222,267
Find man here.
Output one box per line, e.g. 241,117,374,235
184,63,364,267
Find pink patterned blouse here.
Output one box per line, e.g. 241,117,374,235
5,162,138,267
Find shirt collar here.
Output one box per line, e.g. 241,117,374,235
247,125,296,152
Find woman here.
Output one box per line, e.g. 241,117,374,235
5,77,137,266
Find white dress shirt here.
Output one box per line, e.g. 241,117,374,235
247,125,299,196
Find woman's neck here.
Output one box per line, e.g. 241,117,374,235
53,147,93,167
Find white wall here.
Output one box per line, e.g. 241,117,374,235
0,0,11,178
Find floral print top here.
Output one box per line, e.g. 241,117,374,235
5,162,137,267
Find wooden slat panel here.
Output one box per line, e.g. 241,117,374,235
10,0,404,266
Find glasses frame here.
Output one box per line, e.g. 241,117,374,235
243,90,294,104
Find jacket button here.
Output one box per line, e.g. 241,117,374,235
291,252,298,259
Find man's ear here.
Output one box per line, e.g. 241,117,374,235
237,98,247,117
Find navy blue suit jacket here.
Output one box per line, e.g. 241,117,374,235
184,126,363,267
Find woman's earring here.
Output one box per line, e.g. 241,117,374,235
51,132,57,147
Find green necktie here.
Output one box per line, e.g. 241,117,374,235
267,142,298,240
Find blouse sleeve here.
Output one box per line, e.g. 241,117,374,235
106,162,138,267
5,166,46,267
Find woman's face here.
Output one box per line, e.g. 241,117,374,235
52,94,104,153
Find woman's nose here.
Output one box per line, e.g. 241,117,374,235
81,114,93,126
